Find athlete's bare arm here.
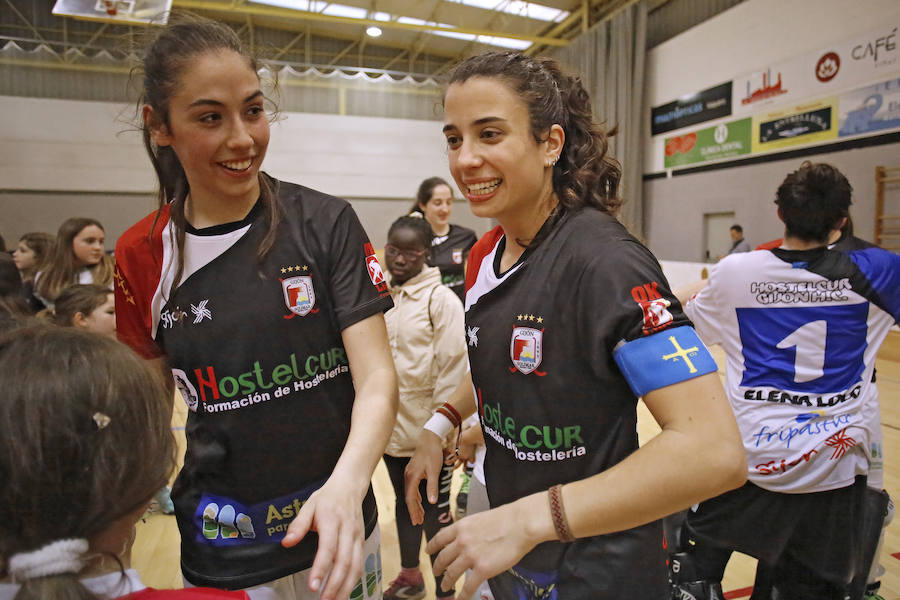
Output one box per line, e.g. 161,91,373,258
283,312,398,600
673,279,708,307
425,372,746,599
404,370,476,524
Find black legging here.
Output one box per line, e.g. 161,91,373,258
383,453,454,593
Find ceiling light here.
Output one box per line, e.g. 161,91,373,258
366,26,383,37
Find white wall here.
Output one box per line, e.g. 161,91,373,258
641,0,900,260
644,0,900,173
0,96,489,248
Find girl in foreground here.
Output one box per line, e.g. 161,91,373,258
115,18,397,600
0,325,248,599
404,52,746,599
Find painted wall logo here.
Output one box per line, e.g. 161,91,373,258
742,68,788,105
851,26,897,67
479,392,587,463
282,275,316,318
630,281,673,335
510,326,544,375
816,52,840,82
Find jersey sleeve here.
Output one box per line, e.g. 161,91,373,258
114,213,166,360
847,247,900,323
576,238,717,397
326,204,394,331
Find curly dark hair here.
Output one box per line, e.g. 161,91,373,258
446,52,622,221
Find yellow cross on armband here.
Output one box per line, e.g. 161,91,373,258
613,326,717,397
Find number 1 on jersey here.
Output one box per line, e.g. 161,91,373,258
775,319,827,383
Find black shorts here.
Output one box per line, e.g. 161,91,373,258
684,476,866,585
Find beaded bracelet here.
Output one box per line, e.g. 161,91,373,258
548,484,575,543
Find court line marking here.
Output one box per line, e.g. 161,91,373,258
724,586,753,599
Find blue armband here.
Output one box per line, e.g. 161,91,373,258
614,326,717,397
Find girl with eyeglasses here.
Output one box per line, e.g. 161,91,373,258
381,216,467,600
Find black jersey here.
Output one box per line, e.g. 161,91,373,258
463,208,716,599
115,178,393,589
430,224,477,303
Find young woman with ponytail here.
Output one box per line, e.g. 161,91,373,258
115,17,397,600
403,52,746,599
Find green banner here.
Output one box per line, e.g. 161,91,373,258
664,118,751,168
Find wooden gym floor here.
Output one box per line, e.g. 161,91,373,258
132,331,900,599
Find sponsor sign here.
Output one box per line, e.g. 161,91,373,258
732,22,899,117
838,77,900,136
752,99,838,153
664,118,752,168
650,81,732,136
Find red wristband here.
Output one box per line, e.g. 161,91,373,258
548,484,575,543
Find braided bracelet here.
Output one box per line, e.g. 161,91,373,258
548,484,575,543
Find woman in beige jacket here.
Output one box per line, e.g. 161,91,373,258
381,215,468,600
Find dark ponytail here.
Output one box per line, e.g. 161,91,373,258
136,15,282,299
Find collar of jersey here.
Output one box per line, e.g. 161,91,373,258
184,200,262,236
490,209,564,278
770,245,829,265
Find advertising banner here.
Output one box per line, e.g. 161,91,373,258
838,77,900,136
752,99,839,153
664,118,751,168
733,21,899,117
651,81,732,136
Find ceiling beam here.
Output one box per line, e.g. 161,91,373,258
272,31,305,60
173,0,570,46
327,39,359,66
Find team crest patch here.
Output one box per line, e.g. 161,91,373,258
452,248,463,264
364,242,389,294
282,275,317,317
510,326,545,375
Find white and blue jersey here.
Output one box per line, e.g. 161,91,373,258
686,244,900,493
